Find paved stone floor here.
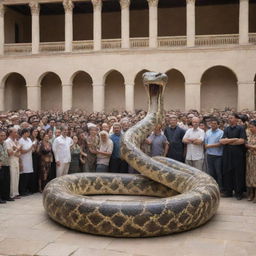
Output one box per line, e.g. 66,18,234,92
0,193,255,256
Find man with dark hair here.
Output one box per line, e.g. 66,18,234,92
205,117,224,190
52,126,73,177
220,113,246,200
164,115,185,162
109,122,128,173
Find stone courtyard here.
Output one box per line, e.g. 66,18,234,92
0,194,255,256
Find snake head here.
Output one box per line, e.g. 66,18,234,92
143,72,168,113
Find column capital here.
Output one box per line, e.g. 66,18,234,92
186,0,195,4
147,0,159,8
120,0,130,9
91,0,102,9
0,3,5,17
63,0,74,13
29,1,40,15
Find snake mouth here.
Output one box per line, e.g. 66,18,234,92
145,83,164,112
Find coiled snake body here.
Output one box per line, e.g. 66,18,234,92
43,72,220,237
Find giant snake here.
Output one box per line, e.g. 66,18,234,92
43,72,220,237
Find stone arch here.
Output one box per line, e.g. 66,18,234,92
104,70,125,112
134,69,150,111
3,72,27,111
201,66,238,111
72,71,93,111
164,69,185,111
40,72,62,110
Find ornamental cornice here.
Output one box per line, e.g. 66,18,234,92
147,0,158,8
0,3,5,17
119,0,130,9
63,0,74,12
29,1,40,15
91,0,102,9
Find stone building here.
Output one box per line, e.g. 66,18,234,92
0,0,256,112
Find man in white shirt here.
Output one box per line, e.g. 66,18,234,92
19,128,34,196
182,117,205,171
5,128,21,199
52,126,73,177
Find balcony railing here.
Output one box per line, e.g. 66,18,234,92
3,33,256,55
249,33,256,44
73,40,93,51
195,34,239,46
158,36,187,48
40,42,65,52
4,43,32,55
130,37,149,48
102,39,121,49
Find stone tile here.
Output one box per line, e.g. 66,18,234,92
200,229,256,242
0,238,47,255
0,213,47,228
224,241,256,256
33,218,67,232
37,242,79,256
73,247,133,256
0,226,65,242
182,237,226,256
106,235,186,256
55,231,113,250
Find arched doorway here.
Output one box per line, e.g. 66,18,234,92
72,71,93,111
40,72,62,110
4,73,27,111
134,69,149,111
104,70,125,112
164,69,185,111
201,66,238,111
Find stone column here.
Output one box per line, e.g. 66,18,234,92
147,0,158,48
27,86,41,110
29,1,40,54
120,0,130,49
62,84,73,111
186,0,195,47
238,81,255,111
63,0,74,53
239,0,249,45
125,84,134,112
93,84,104,112
0,87,4,111
185,82,200,111
0,3,5,55
92,0,102,51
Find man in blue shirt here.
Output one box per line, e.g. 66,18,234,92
205,117,224,191
109,122,128,173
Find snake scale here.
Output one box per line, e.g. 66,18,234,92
43,72,220,237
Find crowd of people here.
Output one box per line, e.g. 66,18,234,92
0,108,256,204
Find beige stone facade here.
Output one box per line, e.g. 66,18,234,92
0,0,256,112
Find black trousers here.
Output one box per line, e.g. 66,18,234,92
109,158,129,173
0,166,11,200
19,173,34,195
207,154,223,191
